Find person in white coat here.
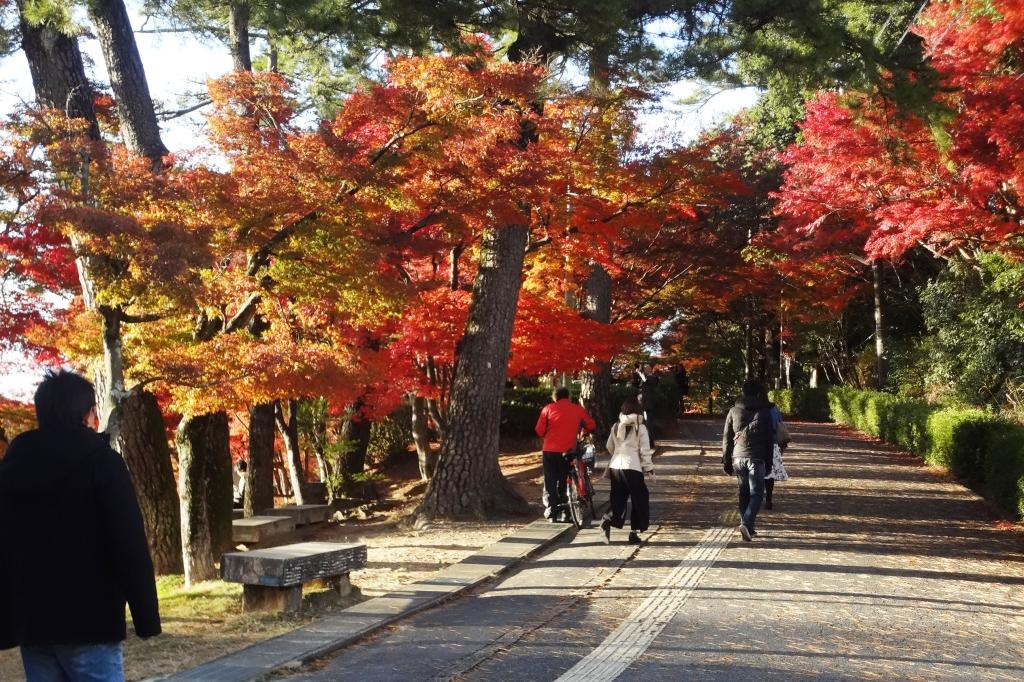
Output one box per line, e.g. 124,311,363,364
601,398,654,545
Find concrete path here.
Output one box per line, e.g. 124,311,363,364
276,419,1024,681
168,521,578,681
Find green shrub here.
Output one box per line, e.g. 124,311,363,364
769,387,831,421
367,404,413,465
827,386,1024,520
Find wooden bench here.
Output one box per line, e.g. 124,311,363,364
231,515,295,546
262,503,331,526
221,541,367,613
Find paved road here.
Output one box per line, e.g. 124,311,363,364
283,419,1024,681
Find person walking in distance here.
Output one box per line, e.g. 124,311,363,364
535,387,596,522
633,363,659,448
722,379,775,541
0,370,161,681
601,399,654,545
762,389,790,510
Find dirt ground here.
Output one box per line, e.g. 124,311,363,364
0,445,547,681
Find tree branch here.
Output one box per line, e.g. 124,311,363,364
224,292,262,333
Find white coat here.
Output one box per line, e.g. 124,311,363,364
606,413,654,473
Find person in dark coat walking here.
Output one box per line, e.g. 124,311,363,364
722,379,775,542
673,364,689,415
0,370,161,681
633,363,659,448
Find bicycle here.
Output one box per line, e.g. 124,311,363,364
564,443,598,529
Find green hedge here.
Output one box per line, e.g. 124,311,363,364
769,387,831,421
827,386,1024,520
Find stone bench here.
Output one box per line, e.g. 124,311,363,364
262,503,331,526
231,515,295,546
221,541,367,613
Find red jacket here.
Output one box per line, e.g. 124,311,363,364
535,399,596,453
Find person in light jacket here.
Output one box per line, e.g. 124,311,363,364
600,398,654,545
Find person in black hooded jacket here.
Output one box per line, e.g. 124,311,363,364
0,370,160,681
721,378,775,542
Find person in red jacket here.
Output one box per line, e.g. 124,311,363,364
535,387,596,522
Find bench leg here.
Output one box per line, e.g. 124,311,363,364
243,584,302,614
328,574,352,597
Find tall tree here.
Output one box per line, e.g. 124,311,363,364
87,0,168,165
14,1,183,574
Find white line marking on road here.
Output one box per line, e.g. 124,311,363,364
554,525,733,682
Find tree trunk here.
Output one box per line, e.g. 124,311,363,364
579,263,613,445
96,306,127,438
244,403,276,516
227,1,252,71
760,324,774,384
872,260,888,389
205,412,234,556
744,323,755,379
339,400,371,477
113,388,182,574
411,395,436,480
418,224,531,519
275,400,305,505
87,0,168,165
778,320,787,389
176,412,230,586
18,4,183,573
16,3,100,139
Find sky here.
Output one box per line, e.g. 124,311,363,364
0,1,760,400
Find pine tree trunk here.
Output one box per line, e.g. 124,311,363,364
579,263,613,445
227,1,252,71
16,3,100,139
112,388,182,573
275,400,305,505
411,395,436,480
418,224,531,519
87,0,168,165
245,403,276,516
176,412,230,585
872,260,888,389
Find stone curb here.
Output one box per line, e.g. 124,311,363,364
165,516,585,682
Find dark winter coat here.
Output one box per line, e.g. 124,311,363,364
634,371,660,409
0,425,161,649
721,395,775,466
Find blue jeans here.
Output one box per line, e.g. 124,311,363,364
21,642,124,682
734,457,766,532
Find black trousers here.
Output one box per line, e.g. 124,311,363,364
542,451,570,518
605,468,650,532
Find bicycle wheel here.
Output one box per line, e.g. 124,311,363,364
566,472,584,529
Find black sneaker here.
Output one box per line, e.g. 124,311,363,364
600,519,611,544
739,524,752,542
628,531,641,545
764,500,773,510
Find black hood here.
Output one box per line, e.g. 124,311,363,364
735,395,767,411
0,427,110,500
